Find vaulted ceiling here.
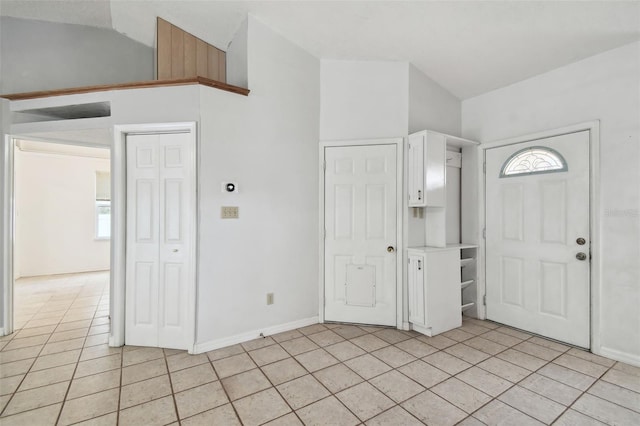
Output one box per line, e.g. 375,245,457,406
2,1,639,99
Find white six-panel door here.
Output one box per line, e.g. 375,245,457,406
485,131,590,347
126,132,195,349
324,144,397,326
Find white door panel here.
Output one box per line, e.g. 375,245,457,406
126,132,194,350
324,144,397,326
486,131,590,347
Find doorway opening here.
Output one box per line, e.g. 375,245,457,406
8,137,112,344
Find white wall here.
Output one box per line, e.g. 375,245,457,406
462,41,640,364
319,60,463,327
14,148,110,277
320,60,408,140
196,15,320,345
406,65,463,248
226,18,248,89
409,64,461,136
1,17,154,94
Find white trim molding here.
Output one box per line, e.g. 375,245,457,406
111,122,198,352
2,135,15,336
477,120,601,353
193,316,319,354
318,137,404,329
599,346,640,368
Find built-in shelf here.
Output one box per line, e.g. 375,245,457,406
460,258,474,268
461,302,475,312
0,76,250,101
459,247,478,317
410,243,477,253
461,279,474,290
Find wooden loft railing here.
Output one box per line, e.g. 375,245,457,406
157,18,227,82
1,18,247,102
0,76,250,101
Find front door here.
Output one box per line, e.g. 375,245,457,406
125,132,195,349
324,144,397,326
485,131,590,347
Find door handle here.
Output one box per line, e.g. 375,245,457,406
387,246,395,253
172,249,179,253
576,252,587,261
576,237,586,245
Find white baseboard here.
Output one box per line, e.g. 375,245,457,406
596,346,640,367
192,316,319,354
0,328,5,336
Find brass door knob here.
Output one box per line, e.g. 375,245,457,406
387,246,395,253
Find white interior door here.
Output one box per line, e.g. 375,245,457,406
126,132,195,350
324,144,397,326
485,131,590,347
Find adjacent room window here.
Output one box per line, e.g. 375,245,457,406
500,146,568,178
95,171,111,239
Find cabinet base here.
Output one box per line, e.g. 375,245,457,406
411,323,433,337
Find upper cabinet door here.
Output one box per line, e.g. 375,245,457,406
408,132,425,207
424,132,446,207
407,131,446,208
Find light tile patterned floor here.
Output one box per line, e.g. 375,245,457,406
1,273,639,425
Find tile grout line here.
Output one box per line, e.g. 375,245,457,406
274,327,434,423
3,281,638,426
558,362,636,423
259,327,368,424
54,291,102,426
208,349,246,425
1,276,90,421
162,349,182,425
115,331,124,426
458,328,618,425
452,325,566,424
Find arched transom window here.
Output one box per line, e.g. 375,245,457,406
500,146,568,178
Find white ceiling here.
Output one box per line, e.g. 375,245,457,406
2,1,639,99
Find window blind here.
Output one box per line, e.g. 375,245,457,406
96,172,111,201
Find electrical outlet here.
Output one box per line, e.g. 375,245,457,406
266,293,274,305
221,206,239,219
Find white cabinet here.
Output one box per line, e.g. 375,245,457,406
406,129,482,321
407,131,446,208
407,253,425,325
407,247,462,336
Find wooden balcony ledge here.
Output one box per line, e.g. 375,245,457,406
1,76,250,101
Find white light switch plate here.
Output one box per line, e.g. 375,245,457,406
221,206,239,219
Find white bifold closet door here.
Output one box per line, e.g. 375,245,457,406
125,132,195,350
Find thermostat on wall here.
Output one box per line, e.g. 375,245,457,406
221,182,238,193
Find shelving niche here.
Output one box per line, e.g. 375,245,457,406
406,130,480,337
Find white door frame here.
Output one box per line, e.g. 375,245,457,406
2,135,112,336
2,134,16,336
112,122,198,353
477,121,601,352
319,138,404,328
